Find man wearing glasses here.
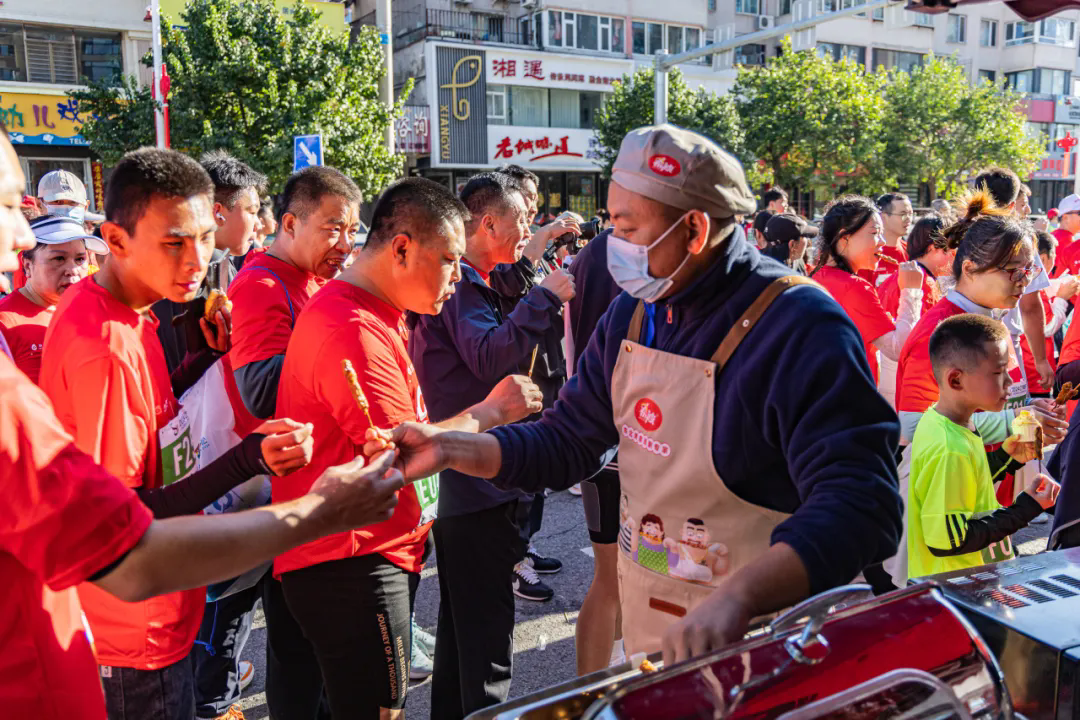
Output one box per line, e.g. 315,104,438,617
874,192,914,285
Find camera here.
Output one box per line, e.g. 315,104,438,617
545,217,601,262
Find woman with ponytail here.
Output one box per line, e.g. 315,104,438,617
810,195,924,387
895,190,1067,446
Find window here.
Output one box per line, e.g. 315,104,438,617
1042,68,1070,95
1006,21,1036,46
980,19,997,47
632,21,646,54
548,10,623,53
77,31,121,83
947,14,966,43
709,0,717,10
914,12,935,27
872,7,884,20
648,22,663,54
668,26,684,55
735,43,766,66
872,49,923,73
1039,18,1076,47
0,24,26,82
487,85,507,125
978,69,996,83
778,0,793,13
686,27,701,53
818,42,866,65
509,86,549,126
549,89,607,129
25,27,77,84
579,90,605,129
612,18,625,52
735,0,760,13
577,13,597,50
1006,69,1036,92
549,11,562,46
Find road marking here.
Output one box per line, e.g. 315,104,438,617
538,634,548,651
581,546,595,558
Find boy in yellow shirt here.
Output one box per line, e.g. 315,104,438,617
908,313,1059,580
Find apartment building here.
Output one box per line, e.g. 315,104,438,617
715,0,1080,211
351,0,732,219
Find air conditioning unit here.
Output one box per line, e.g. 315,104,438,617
521,0,537,8
757,15,773,30
454,0,473,5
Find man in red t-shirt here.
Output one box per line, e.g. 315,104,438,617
0,127,409,720
1052,194,1080,277
0,215,107,383
229,166,362,420
275,178,542,716
870,192,912,284
40,148,324,720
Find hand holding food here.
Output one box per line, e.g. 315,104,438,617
897,260,923,290
199,290,232,353
1025,474,1060,510
1029,398,1068,445
204,289,232,320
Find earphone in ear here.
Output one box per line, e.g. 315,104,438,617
216,213,225,223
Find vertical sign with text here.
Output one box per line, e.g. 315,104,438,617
436,46,487,165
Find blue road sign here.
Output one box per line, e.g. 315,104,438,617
293,134,323,171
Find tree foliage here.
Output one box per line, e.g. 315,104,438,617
881,54,1045,200
70,0,411,196
592,66,755,183
734,37,887,196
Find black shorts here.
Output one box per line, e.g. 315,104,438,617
581,467,621,545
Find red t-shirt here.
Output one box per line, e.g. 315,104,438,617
814,265,895,382
877,265,940,320
0,353,152,719
1053,228,1075,277
1020,289,1057,395
40,278,204,670
274,281,432,576
0,289,52,384
1057,236,1080,279
228,252,325,369
895,298,967,413
1058,306,1080,419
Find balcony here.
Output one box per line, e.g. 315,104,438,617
388,10,533,51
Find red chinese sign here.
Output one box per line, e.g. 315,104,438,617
494,134,584,162
1058,132,1078,152
91,162,104,211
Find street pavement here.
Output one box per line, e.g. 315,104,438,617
230,492,1054,719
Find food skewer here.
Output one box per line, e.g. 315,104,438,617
1056,381,1079,406
528,345,539,379
874,253,899,266
342,359,375,428
1035,425,1044,476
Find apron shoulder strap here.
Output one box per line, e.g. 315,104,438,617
710,275,821,371
628,300,647,344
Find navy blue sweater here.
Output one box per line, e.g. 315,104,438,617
488,226,903,595
408,263,565,517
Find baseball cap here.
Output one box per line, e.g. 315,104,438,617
37,169,88,205
764,213,818,246
1048,208,1060,221
611,124,755,220
29,215,109,255
1059,194,1080,215
752,210,775,236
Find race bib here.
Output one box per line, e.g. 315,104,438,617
159,407,198,486
414,474,439,526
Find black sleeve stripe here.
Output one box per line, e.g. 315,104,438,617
945,513,958,549
948,513,968,549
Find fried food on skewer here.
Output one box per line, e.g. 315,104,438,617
204,289,232,321
1056,381,1079,405
528,345,539,379
1035,425,1045,475
639,659,658,674
342,358,375,427
874,253,899,266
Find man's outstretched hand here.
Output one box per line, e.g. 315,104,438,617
308,449,405,534
365,423,449,481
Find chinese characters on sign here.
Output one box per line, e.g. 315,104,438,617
0,92,89,146
91,162,104,211
494,134,584,162
396,106,431,154
490,57,617,86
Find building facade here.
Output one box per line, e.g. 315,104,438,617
0,0,153,209
717,0,1080,212
353,0,732,219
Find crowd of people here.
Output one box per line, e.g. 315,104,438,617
3,116,1080,720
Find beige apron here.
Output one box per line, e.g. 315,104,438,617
611,276,816,655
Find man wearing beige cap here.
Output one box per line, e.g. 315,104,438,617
369,124,902,669
37,169,104,225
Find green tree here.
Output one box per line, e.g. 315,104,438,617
592,66,754,183
881,54,1045,201
734,37,888,197
70,0,410,196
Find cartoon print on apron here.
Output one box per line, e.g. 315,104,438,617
611,276,818,656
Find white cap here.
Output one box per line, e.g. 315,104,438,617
1059,194,1080,215
29,215,109,255
37,170,88,205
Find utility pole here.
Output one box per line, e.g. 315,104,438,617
653,0,900,124
375,0,394,152
151,0,166,149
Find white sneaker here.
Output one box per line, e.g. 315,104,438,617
1031,512,1051,524
568,483,582,496
238,660,254,692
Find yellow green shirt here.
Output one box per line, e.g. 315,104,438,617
907,407,1015,580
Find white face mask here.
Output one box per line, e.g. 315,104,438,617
606,212,705,303
46,204,85,223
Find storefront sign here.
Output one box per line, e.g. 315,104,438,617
435,46,487,165
0,90,88,146
486,49,628,91
396,106,431,154
1056,96,1080,124
91,162,105,210
487,127,602,170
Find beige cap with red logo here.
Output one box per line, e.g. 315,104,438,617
611,124,755,220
